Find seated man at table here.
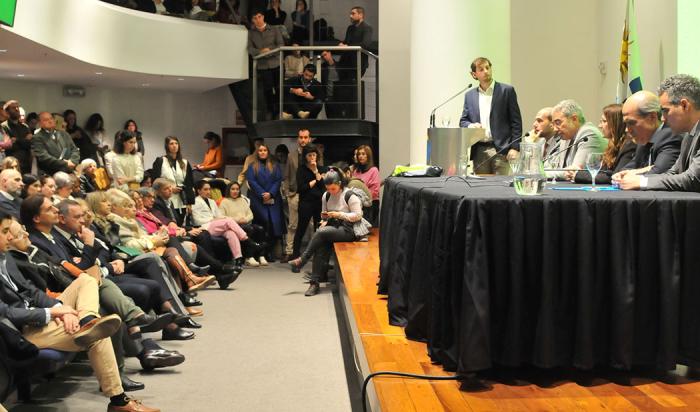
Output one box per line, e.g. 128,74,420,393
547,99,608,180
527,107,560,160
613,74,700,191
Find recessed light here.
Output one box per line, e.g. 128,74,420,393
177,78,185,81
141,83,150,87
16,74,24,77
0,50,7,53
95,72,103,75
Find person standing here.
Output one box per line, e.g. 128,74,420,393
111,131,144,192
352,145,380,226
1,100,33,174
292,144,327,262
282,129,311,262
31,112,81,176
248,10,285,120
337,6,373,118
459,57,523,175
152,136,195,223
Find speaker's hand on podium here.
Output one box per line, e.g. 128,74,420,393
467,123,482,129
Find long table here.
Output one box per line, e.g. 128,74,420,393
378,176,700,375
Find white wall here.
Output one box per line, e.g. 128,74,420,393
314,0,378,42
0,79,239,169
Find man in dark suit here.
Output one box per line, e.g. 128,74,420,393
617,90,682,174
283,64,326,119
0,100,33,174
0,211,160,411
30,112,80,176
459,57,523,175
615,74,700,191
0,169,24,219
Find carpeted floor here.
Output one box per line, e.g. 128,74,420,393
6,262,352,412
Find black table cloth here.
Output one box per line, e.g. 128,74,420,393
378,176,700,375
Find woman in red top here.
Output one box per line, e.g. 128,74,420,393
352,145,380,226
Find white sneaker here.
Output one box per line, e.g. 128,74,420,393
298,111,310,119
258,256,269,266
246,257,260,267
282,112,294,120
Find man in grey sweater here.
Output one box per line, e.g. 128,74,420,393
248,10,285,120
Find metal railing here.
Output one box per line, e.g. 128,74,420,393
251,45,378,123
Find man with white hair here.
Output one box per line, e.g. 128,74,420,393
547,99,608,180
0,168,24,218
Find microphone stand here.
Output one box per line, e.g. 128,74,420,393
429,84,473,128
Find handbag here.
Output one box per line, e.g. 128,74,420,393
350,218,372,238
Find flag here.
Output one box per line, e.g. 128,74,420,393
617,0,643,103
0,0,17,27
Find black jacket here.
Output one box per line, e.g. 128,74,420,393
623,124,682,174
10,247,75,293
296,164,328,206
285,75,326,102
574,139,637,184
151,156,195,205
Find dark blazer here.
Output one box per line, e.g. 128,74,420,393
296,164,328,206
52,228,115,276
646,126,700,191
31,128,81,175
28,228,97,271
151,196,181,227
0,193,21,220
1,120,32,174
285,75,326,102
0,254,60,329
623,124,682,174
459,82,523,153
574,139,636,184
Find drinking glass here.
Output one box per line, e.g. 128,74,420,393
508,154,520,176
586,153,603,191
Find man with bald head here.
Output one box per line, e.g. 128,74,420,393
528,107,560,159
31,112,80,176
616,90,681,176
614,74,700,191
0,168,24,218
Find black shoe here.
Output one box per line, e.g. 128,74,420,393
179,318,202,329
265,254,276,263
139,349,186,370
130,313,175,334
217,272,239,290
305,282,320,296
120,373,145,392
179,292,203,307
188,263,210,275
221,263,237,274
162,327,195,341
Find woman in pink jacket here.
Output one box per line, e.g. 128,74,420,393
352,145,380,226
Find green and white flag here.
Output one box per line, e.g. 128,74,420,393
617,0,643,103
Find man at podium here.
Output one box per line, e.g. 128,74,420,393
459,57,523,175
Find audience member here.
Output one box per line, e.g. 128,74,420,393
283,64,325,119
84,113,107,165
275,144,289,165
567,104,634,184
352,145,380,226
52,171,77,204
335,161,371,202
1,156,20,171
79,158,100,194
124,119,146,159
238,137,265,185
282,130,310,262
284,44,310,79
219,182,268,266
248,10,285,119
289,168,362,296
320,50,342,118
63,109,94,164
617,90,682,175
0,169,24,218
21,173,41,198
529,107,560,159
1,100,33,174
547,99,608,180
291,0,310,43
215,0,247,25
112,131,144,192
292,144,327,263
152,136,195,222
25,111,39,132
459,57,523,175
245,143,284,260
265,0,287,26
194,131,224,180
335,7,372,118
32,112,80,176
614,74,700,191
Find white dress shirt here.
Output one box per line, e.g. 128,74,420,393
478,81,494,140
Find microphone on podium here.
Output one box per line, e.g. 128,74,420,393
429,84,473,128
471,132,530,174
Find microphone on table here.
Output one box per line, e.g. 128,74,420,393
429,83,472,128
471,132,530,174
543,136,589,165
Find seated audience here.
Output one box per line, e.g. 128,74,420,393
284,44,310,79
219,182,268,266
124,119,146,159
335,161,371,201
567,104,635,184
79,158,100,194
1,156,20,172
352,145,380,226
40,175,57,198
0,169,23,219
289,168,363,296
21,173,41,198
614,74,700,191
618,90,682,174
52,171,76,204
547,99,609,180
245,144,285,261
283,64,325,119
112,130,144,191
32,112,81,176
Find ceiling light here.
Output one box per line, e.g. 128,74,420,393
177,78,185,81
141,83,150,87
95,72,103,75
16,74,24,77
0,50,7,53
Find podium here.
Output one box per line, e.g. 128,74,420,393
428,127,485,176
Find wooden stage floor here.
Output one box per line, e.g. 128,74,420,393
334,233,700,411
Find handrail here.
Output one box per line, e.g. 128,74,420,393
252,45,378,123
253,46,378,60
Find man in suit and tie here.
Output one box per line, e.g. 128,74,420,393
547,99,608,180
614,74,700,191
459,57,523,175
0,211,160,411
615,91,682,175
31,112,80,176
0,169,24,219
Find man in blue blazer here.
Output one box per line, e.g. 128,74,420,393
459,57,523,175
